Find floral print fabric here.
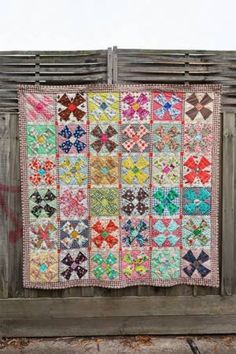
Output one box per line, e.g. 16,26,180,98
19,85,220,289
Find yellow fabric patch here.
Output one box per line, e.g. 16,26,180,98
88,92,119,122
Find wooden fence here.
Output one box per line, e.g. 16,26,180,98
0,48,235,336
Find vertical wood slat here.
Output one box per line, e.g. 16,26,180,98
107,47,113,85
0,112,24,298
234,116,236,295
35,54,40,84
7,113,23,297
112,46,118,84
0,114,10,298
221,112,236,295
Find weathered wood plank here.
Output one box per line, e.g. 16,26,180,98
1,295,236,318
2,315,236,336
7,114,23,297
117,73,236,82
107,47,112,85
235,115,236,295
1,295,236,336
0,49,236,113
0,66,107,75
112,46,118,83
221,112,236,295
0,73,106,82
118,65,223,74
0,50,107,56
0,114,11,298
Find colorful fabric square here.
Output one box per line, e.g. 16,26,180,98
153,91,183,121
29,188,57,219
59,156,87,186
153,187,180,216
121,91,151,122
60,220,89,249
90,188,119,216
24,93,54,122
183,187,211,215
57,93,87,123
28,157,56,186
122,124,150,153
90,156,119,185
29,219,58,250
90,124,119,154
183,155,211,186
60,188,87,219
27,125,56,155
58,124,87,154
60,250,88,281
91,218,119,249
91,251,119,280
152,218,181,247
121,187,149,216
121,218,149,248
184,124,213,154
185,92,213,123
153,123,181,153
88,92,119,122
19,85,220,289
122,250,149,280
182,216,211,248
151,248,180,280
121,155,149,185
30,250,58,283
153,154,180,186
181,249,211,279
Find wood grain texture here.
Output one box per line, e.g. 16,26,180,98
116,49,236,112
221,112,236,295
2,316,236,337
0,114,10,298
1,295,235,318
0,49,236,112
0,51,108,112
1,295,236,336
7,113,23,298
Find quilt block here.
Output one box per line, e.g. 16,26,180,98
18,84,221,288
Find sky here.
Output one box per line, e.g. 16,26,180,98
0,0,235,51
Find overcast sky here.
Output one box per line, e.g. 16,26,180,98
0,0,235,51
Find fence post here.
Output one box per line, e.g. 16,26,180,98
112,46,118,84
0,113,11,298
221,112,236,295
107,47,113,84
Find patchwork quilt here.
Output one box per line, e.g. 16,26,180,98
18,84,221,289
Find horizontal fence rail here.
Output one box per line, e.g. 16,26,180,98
0,49,236,112
113,48,236,112
0,50,109,112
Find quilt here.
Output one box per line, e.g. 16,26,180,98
18,84,221,288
